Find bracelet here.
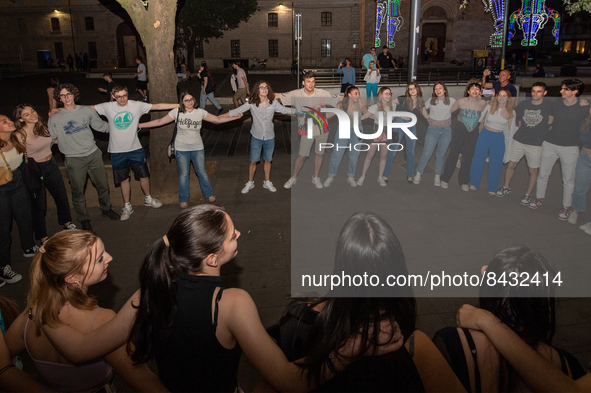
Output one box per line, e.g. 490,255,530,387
0,364,15,376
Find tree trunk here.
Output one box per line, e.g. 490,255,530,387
117,0,179,197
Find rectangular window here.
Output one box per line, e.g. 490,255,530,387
51,17,60,32
85,17,95,31
321,39,331,57
268,40,279,58
195,40,204,58
54,42,64,60
18,18,27,34
88,42,97,59
562,41,572,52
268,13,278,27
231,40,240,58
321,12,332,26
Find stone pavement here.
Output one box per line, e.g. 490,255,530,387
2,73,591,390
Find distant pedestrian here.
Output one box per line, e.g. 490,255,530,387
377,45,397,82
364,61,380,105
47,77,59,110
98,72,115,101
337,58,355,93
67,54,74,72
83,53,89,72
75,53,83,71
198,63,222,114
361,47,378,70
232,61,249,108
533,62,546,78
135,56,148,101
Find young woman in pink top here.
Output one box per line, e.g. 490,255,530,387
14,104,75,245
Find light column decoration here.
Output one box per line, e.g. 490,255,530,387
481,0,506,47
374,0,403,48
507,0,561,46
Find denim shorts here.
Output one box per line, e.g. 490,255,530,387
111,148,150,183
250,136,275,162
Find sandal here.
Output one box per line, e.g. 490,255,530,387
208,196,216,203
180,202,189,209
469,185,477,191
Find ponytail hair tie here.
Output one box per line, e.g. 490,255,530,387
38,245,46,254
163,235,170,247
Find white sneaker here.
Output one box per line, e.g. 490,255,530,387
357,176,365,186
144,196,162,208
377,177,387,187
311,176,323,189
262,180,277,192
347,177,357,187
413,172,421,185
567,211,578,225
284,177,297,189
579,221,591,232
241,181,255,194
324,177,335,187
120,205,134,221
434,175,441,187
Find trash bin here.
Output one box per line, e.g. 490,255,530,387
560,64,577,77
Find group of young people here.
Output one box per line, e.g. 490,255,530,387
0,205,588,392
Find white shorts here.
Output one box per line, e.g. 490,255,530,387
508,140,542,168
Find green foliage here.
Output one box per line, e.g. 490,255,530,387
178,0,258,43
563,0,591,14
551,51,577,65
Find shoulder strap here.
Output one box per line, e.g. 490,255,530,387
0,150,11,171
213,287,224,329
462,328,481,393
170,110,180,145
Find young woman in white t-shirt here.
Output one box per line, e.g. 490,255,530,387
358,87,395,186
413,83,456,186
139,91,241,208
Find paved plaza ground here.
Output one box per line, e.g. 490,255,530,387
2,71,591,390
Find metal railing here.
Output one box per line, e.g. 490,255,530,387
303,67,484,86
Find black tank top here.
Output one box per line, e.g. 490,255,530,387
157,275,242,392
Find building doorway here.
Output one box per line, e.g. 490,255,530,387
421,23,446,62
117,23,140,68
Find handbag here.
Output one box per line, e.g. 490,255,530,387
0,151,13,186
20,135,43,198
167,111,181,163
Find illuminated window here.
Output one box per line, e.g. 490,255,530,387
562,41,572,52
231,40,240,58
321,39,331,57
576,41,585,54
51,17,60,32
269,40,278,57
268,13,278,27
321,12,332,26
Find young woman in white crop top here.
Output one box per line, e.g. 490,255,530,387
469,90,516,194
414,83,456,186
15,104,76,245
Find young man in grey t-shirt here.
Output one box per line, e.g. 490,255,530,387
48,83,120,230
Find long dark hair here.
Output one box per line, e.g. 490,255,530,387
430,82,450,106
178,90,197,112
339,85,360,114
0,114,26,154
201,63,215,86
249,80,275,107
128,205,229,363
14,104,51,138
298,212,416,386
480,245,557,391
405,82,424,111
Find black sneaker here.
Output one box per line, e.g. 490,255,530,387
102,209,120,220
1,265,22,284
80,220,93,231
23,245,39,258
496,186,511,197
63,223,77,230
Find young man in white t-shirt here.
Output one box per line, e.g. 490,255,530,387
135,56,148,101
92,85,178,220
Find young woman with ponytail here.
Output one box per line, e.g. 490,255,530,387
4,230,166,393
37,206,403,392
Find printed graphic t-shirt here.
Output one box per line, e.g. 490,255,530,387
168,107,206,151
94,100,152,153
512,100,553,146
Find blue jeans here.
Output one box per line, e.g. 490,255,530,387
200,91,221,110
0,166,35,267
470,128,505,192
250,137,275,162
415,126,452,176
328,131,361,178
573,150,591,213
382,119,417,178
175,150,213,202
